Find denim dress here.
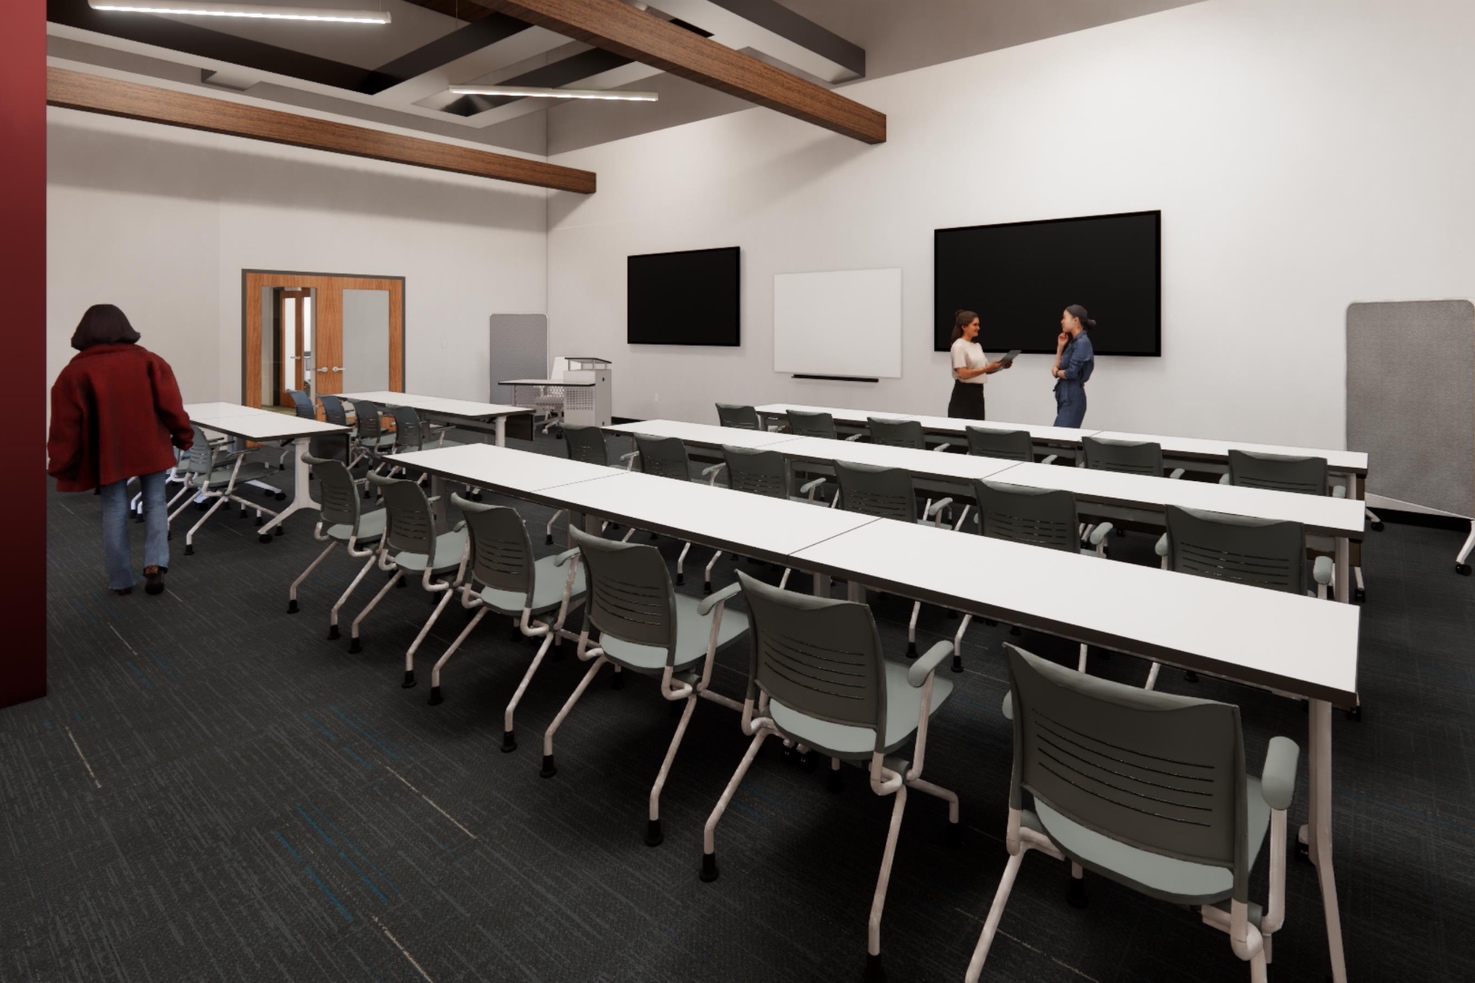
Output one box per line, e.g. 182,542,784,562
1052,332,1095,428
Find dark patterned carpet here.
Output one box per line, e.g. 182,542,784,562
7,430,1474,982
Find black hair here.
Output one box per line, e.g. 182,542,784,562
949,309,979,344
71,304,141,351
1065,304,1096,331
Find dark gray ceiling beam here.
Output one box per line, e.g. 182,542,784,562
700,0,863,77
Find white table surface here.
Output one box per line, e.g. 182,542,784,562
605,419,804,450
500,378,597,388
387,443,617,495
1092,430,1369,474
339,391,532,419
777,435,1023,483
184,402,347,441
792,516,1360,706
753,403,1097,444
988,461,1367,538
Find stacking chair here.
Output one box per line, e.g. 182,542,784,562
1082,436,1186,478
1148,504,1334,691
967,643,1299,983
347,474,470,692
949,481,1113,674
965,426,1057,465
167,424,280,555
319,394,352,433
629,433,708,585
1222,449,1360,601
833,461,953,658
426,495,588,752
542,425,633,545
701,572,960,981
347,398,395,471
534,356,569,435
785,409,864,442
287,389,316,419
697,445,829,593
287,455,386,638
540,526,749,846
867,416,950,453
716,403,762,430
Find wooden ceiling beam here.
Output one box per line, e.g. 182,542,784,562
480,0,885,144
46,67,596,194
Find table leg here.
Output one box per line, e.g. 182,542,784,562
258,436,318,536
1307,699,1348,982
1335,537,1351,604
430,473,447,533
495,417,507,447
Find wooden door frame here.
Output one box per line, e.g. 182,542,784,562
241,269,406,407
276,287,313,405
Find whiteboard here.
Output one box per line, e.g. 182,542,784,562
774,268,902,379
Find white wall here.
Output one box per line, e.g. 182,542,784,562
47,108,548,405
547,0,1475,446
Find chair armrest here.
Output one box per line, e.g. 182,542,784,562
1260,736,1301,810
1041,454,1058,466
701,463,726,479
1001,691,1013,721
930,442,952,453
924,497,954,519
1087,522,1114,546
451,492,489,512
799,477,827,496
451,520,467,534
619,450,638,463
844,433,863,441
1219,474,1231,485
1332,485,1347,499
1154,533,1169,557
1312,555,1334,587
698,580,743,615
554,547,581,566
907,641,953,687
1168,468,1186,480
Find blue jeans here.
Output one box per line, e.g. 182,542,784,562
100,471,170,590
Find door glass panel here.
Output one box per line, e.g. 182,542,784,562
341,289,391,393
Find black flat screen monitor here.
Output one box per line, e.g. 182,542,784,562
933,211,1161,356
628,246,740,346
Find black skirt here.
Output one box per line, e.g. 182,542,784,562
947,380,986,421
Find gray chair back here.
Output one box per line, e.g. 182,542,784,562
288,390,316,419
786,410,838,440
834,461,916,522
1083,436,1164,476
180,424,218,476
634,434,691,482
563,425,609,466
972,480,1081,551
319,394,350,428
1227,450,1329,496
868,417,926,450
354,399,386,444
390,405,425,454
723,446,790,499
453,495,534,603
1004,642,1252,902
1164,505,1306,593
306,454,364,529
737,571,887,748
569,526,677,662
369,473,436,557
966,427,1034,462
716,404,761,430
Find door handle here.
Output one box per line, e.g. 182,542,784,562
330,366,344,372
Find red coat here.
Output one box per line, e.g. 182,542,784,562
47,343,193,492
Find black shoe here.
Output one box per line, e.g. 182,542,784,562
113,587,133,596
144,566,166,596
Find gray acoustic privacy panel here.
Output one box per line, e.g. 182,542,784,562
489,313,548,404
1347,300,1475,518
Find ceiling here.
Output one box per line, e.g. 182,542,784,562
47,0,1203,159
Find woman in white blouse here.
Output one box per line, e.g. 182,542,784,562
947,309,1010,420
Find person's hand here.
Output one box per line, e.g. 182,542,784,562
1057,332,1069,350
1002,359,1013,369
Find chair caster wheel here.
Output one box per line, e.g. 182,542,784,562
402,670,416,689
255,516,264,526
945,823,962,849
1345,705,1362,721
1354,587,1365,603
287,600,299,614
545,534,554,545
906,642,918,660
349,638,363,654
275,492,287,501
864,953,885,983
703,581,713,595
258,534,272,544
1458,563,1472,576
700,851,719,882
1371,520,1384,531
950,656,964,673
184,544,195,555
676,572,685,586
644,819,664,847
195,501,210,512
328,625,341,640
1066,876,1088,908
275,526,284,536
501,730,516,753
428,686,443,705
540,754,557,778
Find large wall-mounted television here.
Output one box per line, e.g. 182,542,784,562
933,210,1161,356
628,246,741,346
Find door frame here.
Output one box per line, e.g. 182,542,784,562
241,269,406,408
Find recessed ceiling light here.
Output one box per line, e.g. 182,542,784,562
449,85,659,103
87,0,391,23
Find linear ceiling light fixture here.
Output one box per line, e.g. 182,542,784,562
86,0,391,23
448,85,658,102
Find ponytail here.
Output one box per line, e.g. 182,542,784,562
1065,304,1096,331
949,309,979,344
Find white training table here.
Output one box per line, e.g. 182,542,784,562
183,402,348,537
754,402,1101,447
338,391,533,446
388,443,618,499
604,419,804,451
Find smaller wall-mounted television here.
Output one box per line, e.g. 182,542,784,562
628,246,741,346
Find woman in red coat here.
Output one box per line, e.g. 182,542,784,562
47,305,193,595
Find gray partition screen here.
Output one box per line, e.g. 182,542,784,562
489,314,548,404
1347,300,1475,517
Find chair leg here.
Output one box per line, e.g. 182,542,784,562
349,570,402,653
646,694,698,846
288,542,337,613
500,632,554,752
701,729,767,882
951,615,972,673
867,786,909,971
906,602,920,659
185,492,228,550
1145,662,1162,690
704,550,723,594
778,568,792,590
540,656,607,778
428,608,488,705
329,555,378,640
965,851,1025,983
1077,642,1089,674
545,509,565,545
906,776,961,846
403,589,456,688
676,542,691,585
